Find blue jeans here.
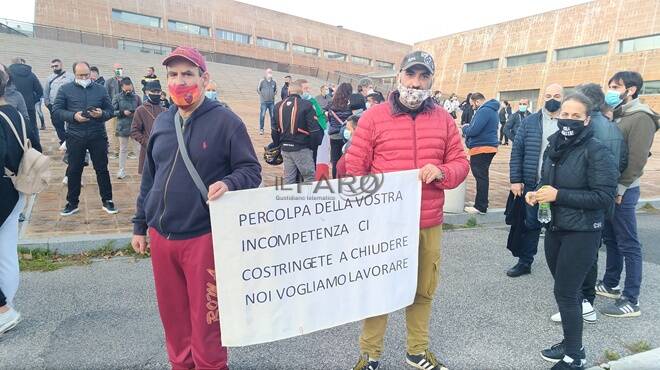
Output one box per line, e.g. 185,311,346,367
259,101,274,130
602,186,642,304
518,187,542,266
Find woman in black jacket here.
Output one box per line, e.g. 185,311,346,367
526,93,618,370
460,92,475,125
326,82,353,179
0,69,32,334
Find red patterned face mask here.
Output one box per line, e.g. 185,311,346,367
168,83,202,109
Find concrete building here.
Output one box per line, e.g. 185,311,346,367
33,0,411,76
415,0,660,111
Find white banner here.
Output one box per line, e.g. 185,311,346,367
209,170,422,346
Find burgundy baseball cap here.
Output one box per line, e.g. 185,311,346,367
162,46,207,72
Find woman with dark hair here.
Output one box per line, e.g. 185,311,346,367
460,92,475,125
326,82,353,178
0,69,37,334
525,93,618,370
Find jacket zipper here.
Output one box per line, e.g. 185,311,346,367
411,116,418,168
159,134,181,239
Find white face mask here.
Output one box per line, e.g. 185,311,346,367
397,82,432,110
365,102,372,109
76,79,92,88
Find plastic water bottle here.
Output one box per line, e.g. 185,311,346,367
538,202,552,224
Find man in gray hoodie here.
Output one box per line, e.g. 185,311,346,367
597,71,660,319
257,68,277,135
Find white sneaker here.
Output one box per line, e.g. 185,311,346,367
550,299,597,324
59,142,67,152
62,176,68,185
0,307,22,335
117,169,126,179
464,206,485,215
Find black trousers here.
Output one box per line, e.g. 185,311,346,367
48,106,67,144
0,287,6,307
65,134,113,206
469,152,495,212
330,138,344,179
499,122,508,144
545,230,601,359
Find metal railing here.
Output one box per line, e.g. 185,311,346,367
0,17,383,90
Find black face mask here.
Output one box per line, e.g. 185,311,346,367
557,118,586,138
545,99,561,113
53,69,62,75
148,94,161,104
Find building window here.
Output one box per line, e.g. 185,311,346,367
351,55,371,66
506,52,547,67
376,60,394,70
168,20,209,37
465,59,499,72
118,40,171,55
111,9,161,28
292,44,319,56
324,50,347,61
216,29,250,44
641,80,660,95
556,42,609,61
620,34,660,53
257,37,287,51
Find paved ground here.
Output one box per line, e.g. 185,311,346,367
3,213,659,370
19,102,660,241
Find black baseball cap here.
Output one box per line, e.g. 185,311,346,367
144,80,162,91
400,51,435,75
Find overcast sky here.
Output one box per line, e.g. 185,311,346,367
6,0,590,44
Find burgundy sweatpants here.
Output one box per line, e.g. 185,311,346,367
149,229,228,370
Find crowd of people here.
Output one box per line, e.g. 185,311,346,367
0,45,658,370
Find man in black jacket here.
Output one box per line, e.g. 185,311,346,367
504,98,530,142
272,79,323,184
53,61,116,216
8,57,43,149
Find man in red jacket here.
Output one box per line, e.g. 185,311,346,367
345,51,469,370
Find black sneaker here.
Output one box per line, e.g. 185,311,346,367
601,298,640,318
542,341,585,364
351,353,379,370
405,350,448,370
506,262,531,277
60,203,79,216
595,280,622,299
102,200,118,214
550,357,585,370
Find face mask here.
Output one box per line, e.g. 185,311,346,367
148,94,161,104
168,83,202,109
365,102,372,109
302,92,312,100
53,68,62,75
205,91,218,100
557,118,586,137
519,105,528,112
397,82,431,110
545,99,561,113
123,90,133,95
605,90,627,107
343,129,352,141
367,88,375,95
115,69,123,77
76,79,92,88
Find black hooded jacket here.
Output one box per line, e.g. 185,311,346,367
8,63,43,108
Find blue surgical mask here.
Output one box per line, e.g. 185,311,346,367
605,90,624,107
205,91,218,100
302,92,312,100
343,129,352,141
519,105,527,112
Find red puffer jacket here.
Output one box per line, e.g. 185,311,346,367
345,95,469,228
